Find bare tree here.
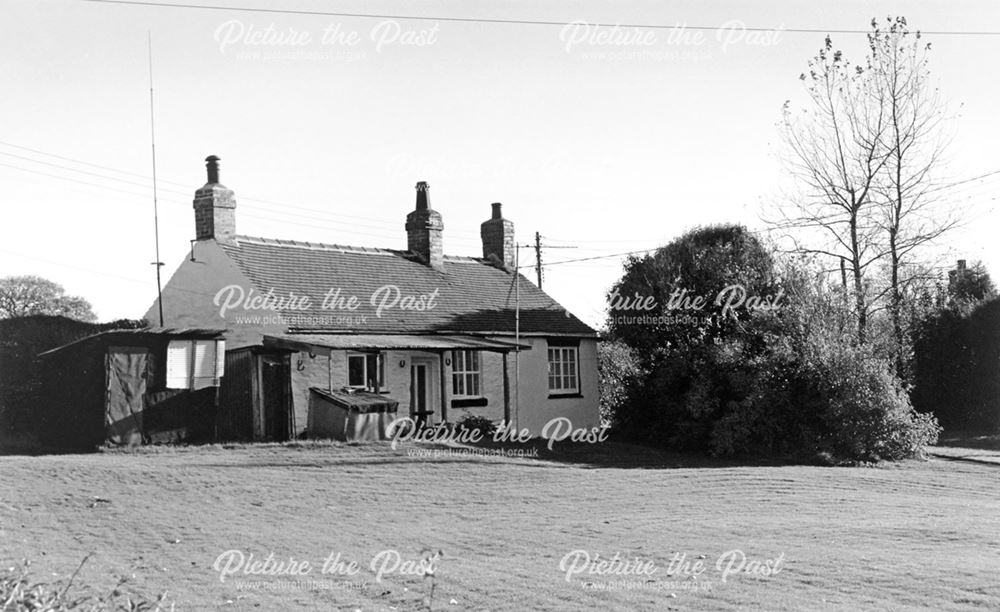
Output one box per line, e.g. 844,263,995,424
774,35,890,343
772,18,957,350
0,275,97,321
867,16,957,375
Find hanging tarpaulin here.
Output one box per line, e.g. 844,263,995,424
105,347,149,446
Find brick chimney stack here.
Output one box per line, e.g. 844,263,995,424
405,181,444,270
480,202,515,269
193,155,236,243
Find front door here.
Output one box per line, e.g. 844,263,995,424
409,362,431,426
261,354,291,441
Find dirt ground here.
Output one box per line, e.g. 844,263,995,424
1,440,998,611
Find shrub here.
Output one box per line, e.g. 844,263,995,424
597,339,645,425
708,327,941,461
607,229,942,462
706,342,803,458
800,337,940,461
454,414,497,439
616,258,940,461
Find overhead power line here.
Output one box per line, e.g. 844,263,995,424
79,0,1000,36
0,141,487,241
0,161,452,243
519,248,659,270
922,169,1000,195
0,140,189,188
0,150,188,194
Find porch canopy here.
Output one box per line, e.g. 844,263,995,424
261,333,528,423
261,333,529,355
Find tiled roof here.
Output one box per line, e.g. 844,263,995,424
220,236,597,336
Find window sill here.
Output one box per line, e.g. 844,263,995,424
547,392,583,400
346,387,390,395
451,396,488,408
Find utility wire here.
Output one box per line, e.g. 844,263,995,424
0,161,467,243
6,154,995,255
0,150,191,195
519,248,659,269
4,140,998,257
0,146,486,241
5,138,997,245
0,140,485,236
0,139,189,188
80,0,1000,36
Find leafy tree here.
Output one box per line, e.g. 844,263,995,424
606,225,782,448
948,260,995,303
606,224,778,356
912,263,998,431
0,276,96,322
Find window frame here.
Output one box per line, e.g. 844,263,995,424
546,345,580,396
451,350,482,398
346,352,385,392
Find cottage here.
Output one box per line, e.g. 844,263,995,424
145,156,599,441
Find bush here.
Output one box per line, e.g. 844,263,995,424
597,339,645,425
454,414,497,439
707,321,941,461
801,337,940,461
612,254,941,462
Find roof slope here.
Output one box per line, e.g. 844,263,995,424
219,236,597,336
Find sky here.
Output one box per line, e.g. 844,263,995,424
1,0,998,328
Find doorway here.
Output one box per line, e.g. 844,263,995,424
409,359,435,426
261,353,291,441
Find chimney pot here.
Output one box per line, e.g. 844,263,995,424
491,202,503,219
957,259,967,271
205,155,221,185
415,181,430,211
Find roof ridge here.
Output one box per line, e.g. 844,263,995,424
232,235,401,255
232,234,489,262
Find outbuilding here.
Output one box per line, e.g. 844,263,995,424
38,328,226,449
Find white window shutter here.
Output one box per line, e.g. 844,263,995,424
191,340,215,390
166,341,192,389
215,340,226,382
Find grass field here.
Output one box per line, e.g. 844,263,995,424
1,440,998,611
